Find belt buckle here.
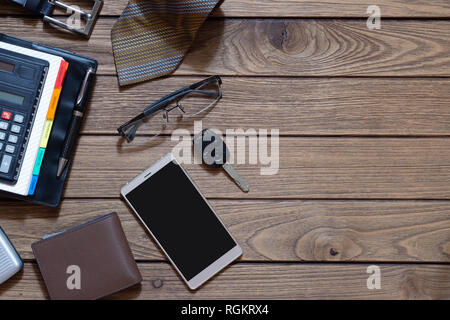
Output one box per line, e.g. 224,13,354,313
43,0,103,39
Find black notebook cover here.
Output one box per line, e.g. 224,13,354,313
0,34,97,207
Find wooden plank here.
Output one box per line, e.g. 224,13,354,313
0,199,449,262
1,0,449,17
1,18,449,77
1,263,449,299
52,136,450,199
85,76,450,136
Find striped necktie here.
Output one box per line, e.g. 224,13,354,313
111,0,220,86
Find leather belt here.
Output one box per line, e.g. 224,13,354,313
10,0,103,39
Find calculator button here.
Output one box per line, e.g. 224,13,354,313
5,145,15,154
13,114,24,123
11,125,21,134
0,155,12,173
0,132,5,140
1,111,11,120
8,135,18,144
0,121,8,130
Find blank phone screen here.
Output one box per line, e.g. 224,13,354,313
125,161,236,281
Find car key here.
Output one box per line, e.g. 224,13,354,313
193,129,249,192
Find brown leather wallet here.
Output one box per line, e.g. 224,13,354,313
31,212,142,300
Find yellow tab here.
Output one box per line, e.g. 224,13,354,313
39,120,53,149
47,88,61,120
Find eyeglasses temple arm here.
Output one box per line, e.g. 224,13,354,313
189,75,221,89
190,89,218,96
117,112,146,133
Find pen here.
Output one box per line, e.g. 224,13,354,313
57,67,95,178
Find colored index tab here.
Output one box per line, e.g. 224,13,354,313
55,60,69,89
39,119,53,149
28,175,39,195
46,60,68,120
32,148,46,176
47,87,61,120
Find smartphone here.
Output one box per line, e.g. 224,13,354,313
121,153,242,290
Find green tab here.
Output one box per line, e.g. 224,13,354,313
32,148,46,176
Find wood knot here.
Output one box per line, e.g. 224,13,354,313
267,21,308,55
329,248,339,256
296,230,362,261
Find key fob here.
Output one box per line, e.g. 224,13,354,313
194,129,229,168
193,129,250,192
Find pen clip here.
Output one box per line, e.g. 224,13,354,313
76,67,95,107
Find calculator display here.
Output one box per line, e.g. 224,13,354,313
0,90,24,105
0,61,14,73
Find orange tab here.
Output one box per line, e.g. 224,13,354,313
47,88,61,120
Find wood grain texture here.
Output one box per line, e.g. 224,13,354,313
1,263,449,299
1,0,449,17
84,76,450,136
1,18,449,77
52,136,450,199
0,0,449,301
0,199,449,262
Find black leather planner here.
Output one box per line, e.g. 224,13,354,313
0,34,97,207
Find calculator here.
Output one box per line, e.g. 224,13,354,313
0,109,31,183
0,48,49,185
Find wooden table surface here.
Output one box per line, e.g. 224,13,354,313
0,0,450,300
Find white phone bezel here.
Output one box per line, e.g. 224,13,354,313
121,153,242,290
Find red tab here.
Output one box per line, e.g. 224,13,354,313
55,60,69,89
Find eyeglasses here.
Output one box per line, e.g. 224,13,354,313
117,75,222,142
